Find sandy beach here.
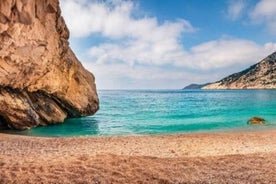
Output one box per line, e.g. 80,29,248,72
0,129,276,183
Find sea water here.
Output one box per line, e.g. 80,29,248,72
5,90,276,136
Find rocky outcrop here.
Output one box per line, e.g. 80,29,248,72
247,117,266,125
203,52,276,89
0,0,99,130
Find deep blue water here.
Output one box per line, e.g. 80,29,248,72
5,90,276,136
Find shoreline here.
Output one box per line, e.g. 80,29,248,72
1,129,276,183
1,124,275,138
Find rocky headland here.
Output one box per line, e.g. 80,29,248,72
0,0,99,130
203,52,276,89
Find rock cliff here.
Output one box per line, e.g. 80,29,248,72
0,0,99,130
203,52,276,89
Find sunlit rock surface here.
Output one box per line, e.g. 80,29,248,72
0,0,99,130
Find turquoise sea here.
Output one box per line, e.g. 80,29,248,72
5,90,276,136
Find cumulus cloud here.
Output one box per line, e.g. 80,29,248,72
60,0,195,38
60,0,276,89
86,37,276,89
227,0,247,20
250,0,276,34
89,37,276,70
88,38,187,66
182,38,276,70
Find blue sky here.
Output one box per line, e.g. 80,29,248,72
60,0,276,89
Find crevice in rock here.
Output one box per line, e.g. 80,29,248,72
44,91,82,118
26,90,68,124
0,115,8,130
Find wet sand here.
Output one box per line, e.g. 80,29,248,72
0,129,276,183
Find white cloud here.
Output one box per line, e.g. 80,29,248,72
182,38,276,70
88,39,187,66
227,0,246,20
89,37,276,70
60,0,195,39
250,0,276,34
86,38,276,89
60,0,276,89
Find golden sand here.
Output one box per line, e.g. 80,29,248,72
0,130,276,183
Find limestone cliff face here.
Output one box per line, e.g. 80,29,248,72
203,52,276,89
0,0,99,130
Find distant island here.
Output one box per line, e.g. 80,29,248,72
183,51,276,90
182,83,211,90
